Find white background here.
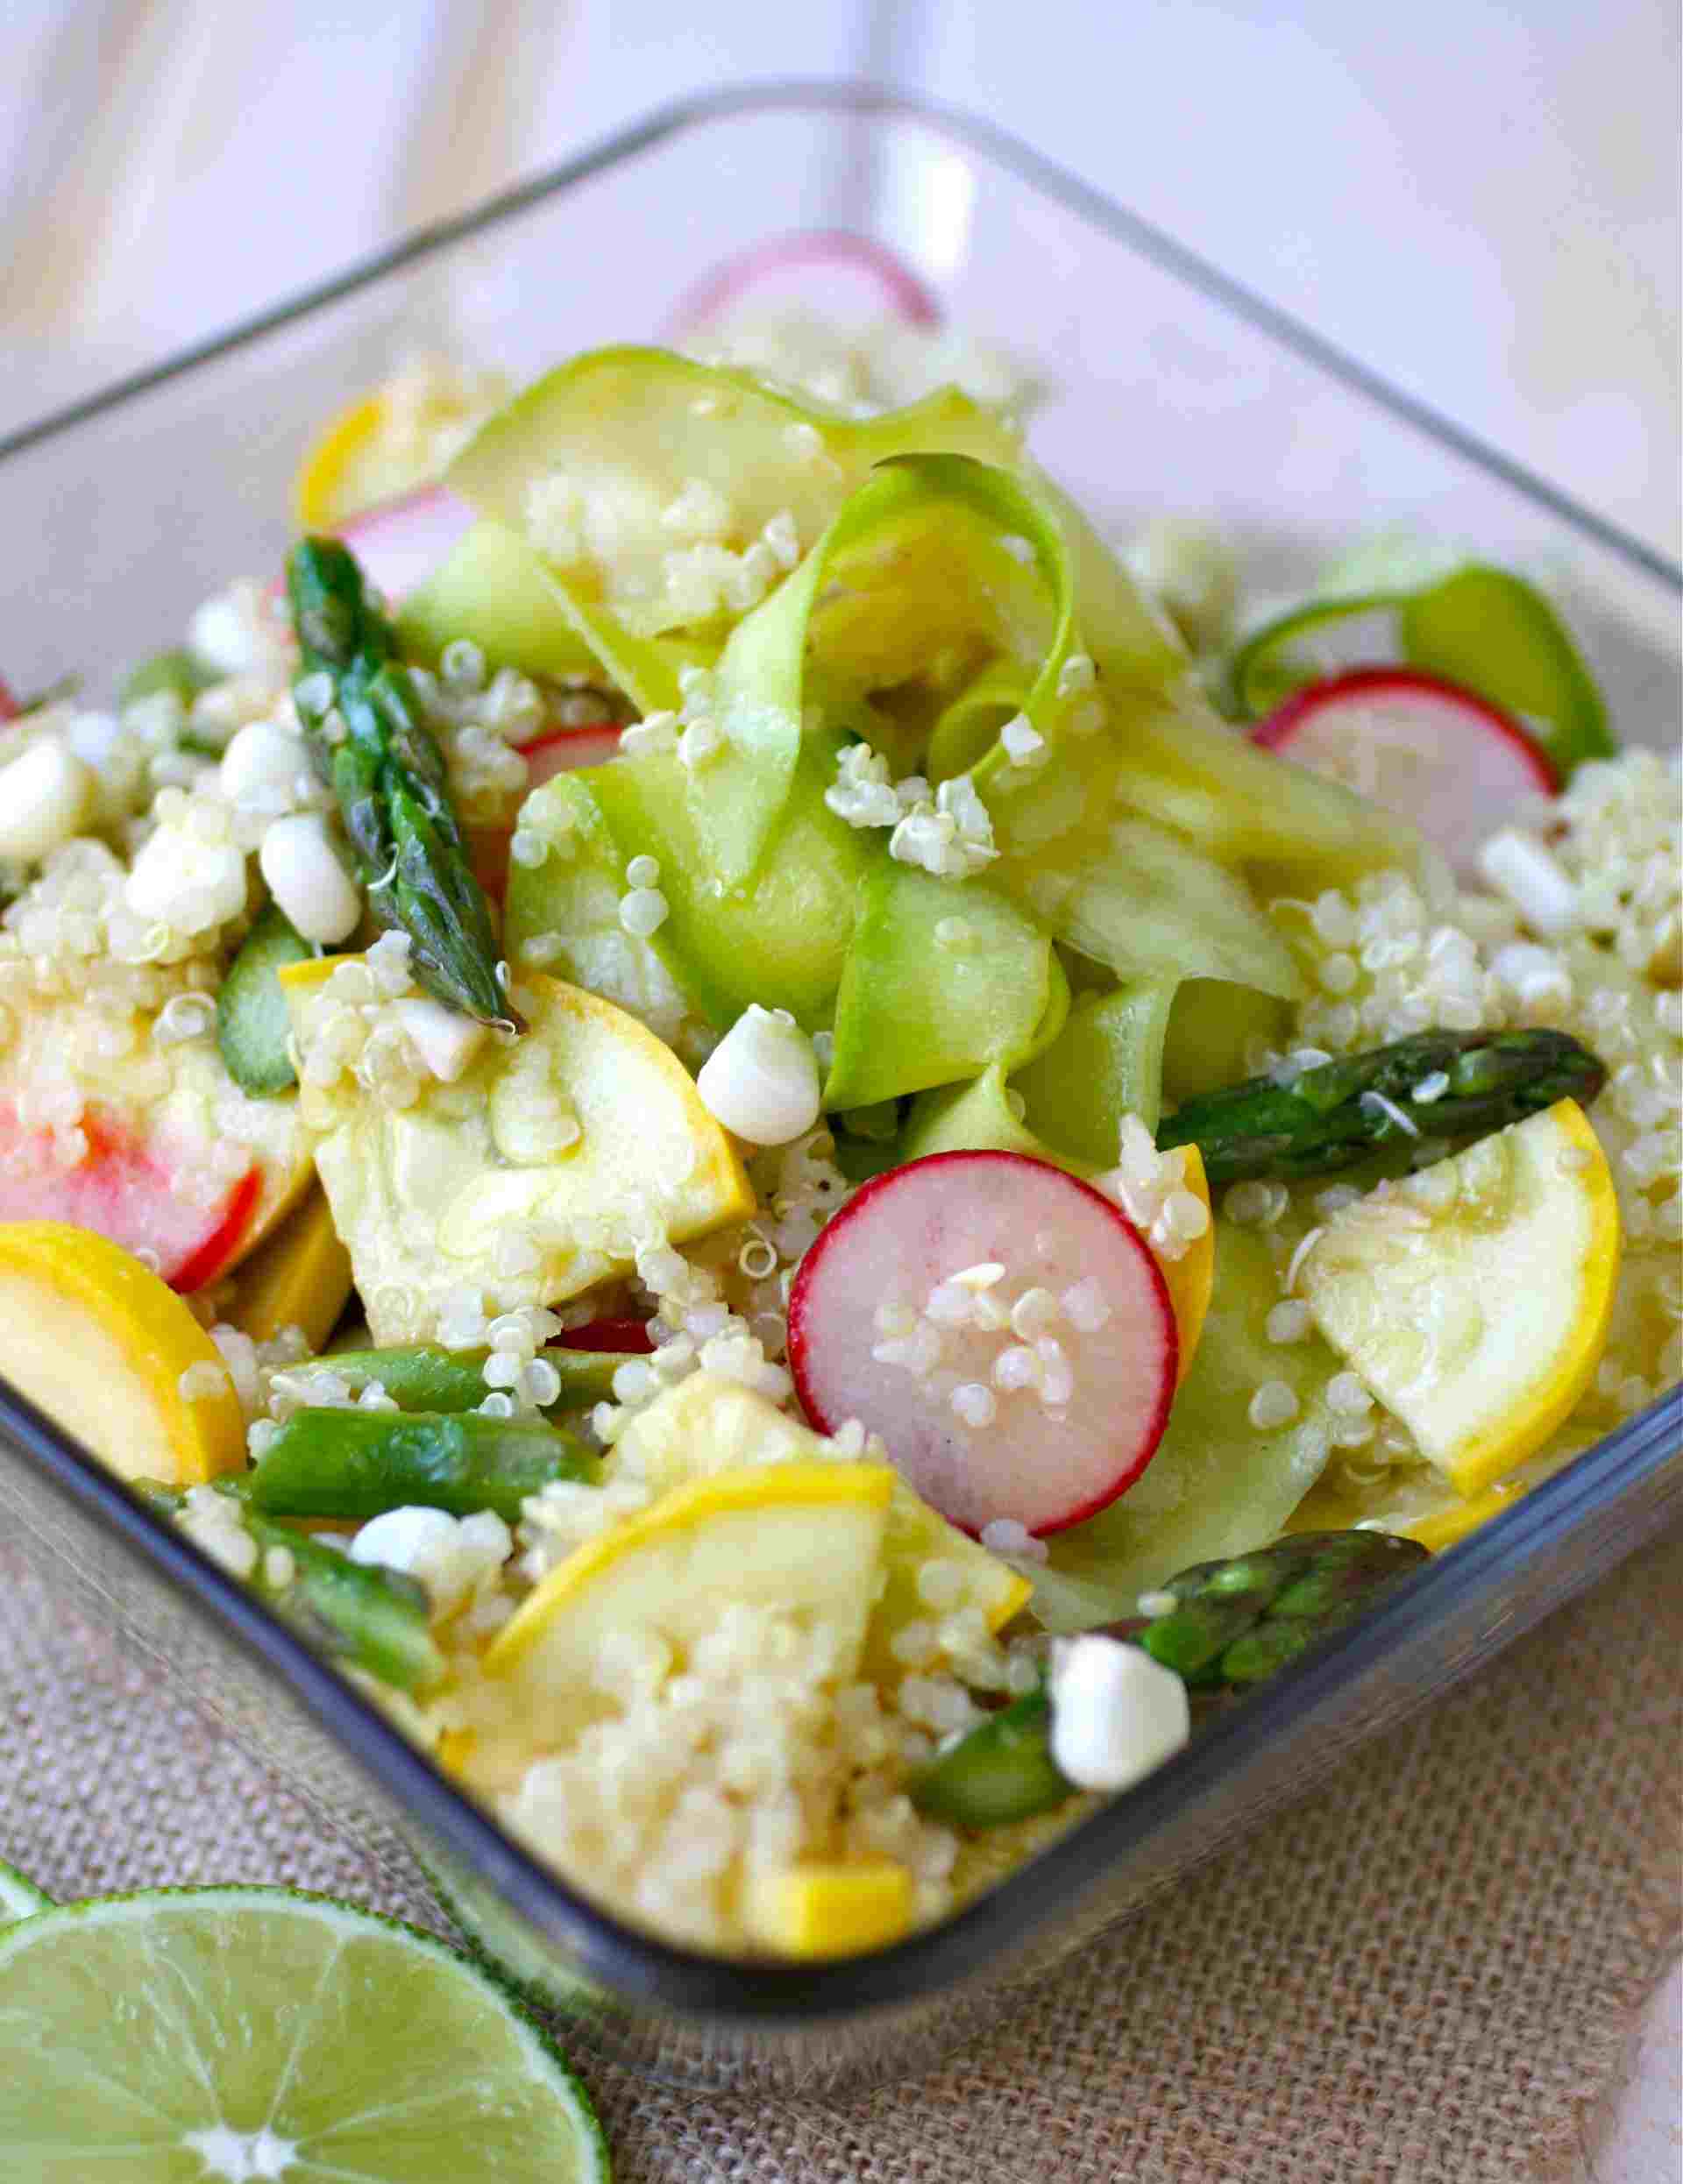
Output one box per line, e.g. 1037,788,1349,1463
0,4,1678,2173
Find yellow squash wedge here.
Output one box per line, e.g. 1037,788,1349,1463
611,1374,1032,1680
486,1462,893,1740
1302,1100,1619,1496
280,962,753,1344
0,1223,245,1485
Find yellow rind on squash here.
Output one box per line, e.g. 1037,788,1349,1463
1301,1100,1620,1500
1160,1143,1214,1388
214,1188,352,1351
612,1373,1033,1679
0,1222,246,1485
485,1461,895,1678
280,961,753,1340
1288,1475,1521,1554
745,1861,914,1959
292,394,389,528
1441,1100,1620,1497
1402,1483,1519,1552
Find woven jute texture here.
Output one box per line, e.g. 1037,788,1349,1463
2,1526,1679,2184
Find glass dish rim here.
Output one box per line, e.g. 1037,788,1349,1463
3,79,1679,2024
3,78,1680,599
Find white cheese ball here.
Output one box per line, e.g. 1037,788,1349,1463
0,739,96,862
394,996,487,1083
259,812,362,945
126,812,249,932
220,719,314,813
349,1505,512,1619
65,711,148,823
1476,826,1583,940
696,1003,821,1145
1048,1633,1190,1792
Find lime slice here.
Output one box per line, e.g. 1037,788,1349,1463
0,1887,610,2182
0,1858,48,1930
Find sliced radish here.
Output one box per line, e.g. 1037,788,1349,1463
469,728,624,903
1253,667,1558,876
333,485,475,606
665,230,943,338
0,1105,259,1291
556,1316,655,1355
787,1150,1177,1537
0,679,19,725
518,725,623,785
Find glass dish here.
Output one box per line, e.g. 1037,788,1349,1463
1,82,1678,2095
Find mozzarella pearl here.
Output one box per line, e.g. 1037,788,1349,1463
220,720,312,811
126,815,248,931
1048,1634,1189,1792
1476,826,1582,940
0,740,96,862
696,1003,821,1145
394,996,487,1083
259,812,362,945
348,1506,510,1618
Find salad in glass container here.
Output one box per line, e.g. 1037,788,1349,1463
0,265,1675,1963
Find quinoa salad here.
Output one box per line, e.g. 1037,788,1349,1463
0,281,1677,1964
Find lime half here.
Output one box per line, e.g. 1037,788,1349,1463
0,1857,48,1930
0,1887,610,2182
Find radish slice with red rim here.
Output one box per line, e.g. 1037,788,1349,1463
1252,666,1559,877
0,1105,259,1291
0,679,19,725
555,1315,654,1355
518,726,623,785
665,230,943,338
787,1150,1177,1538
332,485,475,606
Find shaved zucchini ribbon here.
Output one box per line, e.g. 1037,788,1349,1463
451,345,1432,901
440,346,1480,1624
1225,547,1614,779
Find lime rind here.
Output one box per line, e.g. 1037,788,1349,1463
0,1857,49,1927
0,1884,610,2182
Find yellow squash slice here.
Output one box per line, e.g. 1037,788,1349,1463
207,1187,352,1351
744,1861,914,1959
1301,1099,1619,1496
0,1222,245,1485
485,1462,892,1739
612,1374,1033,1680
281,964,753,1344
1160,1142,1215,1387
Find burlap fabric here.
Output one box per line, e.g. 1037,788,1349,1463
2,1526,1678,2184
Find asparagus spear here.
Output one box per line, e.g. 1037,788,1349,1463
247,1408,594,1524
908,1686,1071,1829
1155,1027,1606,1185
327,1343,638,1415
1107,1528,1428,1688
143,1482,444,1693
909,1530,1428,1830
286,536,516,1031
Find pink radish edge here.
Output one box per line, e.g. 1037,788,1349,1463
0,678,19,724
519,725,623,784
1252,666,1558,875
0,1102,260,1291
664,230,943,339
787,1149,1178,1539
334,484,475,605
555,1315,655,1356
1253,665,1558,784
274,484,474,614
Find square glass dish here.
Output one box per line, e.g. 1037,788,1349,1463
1,83,1678,2095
